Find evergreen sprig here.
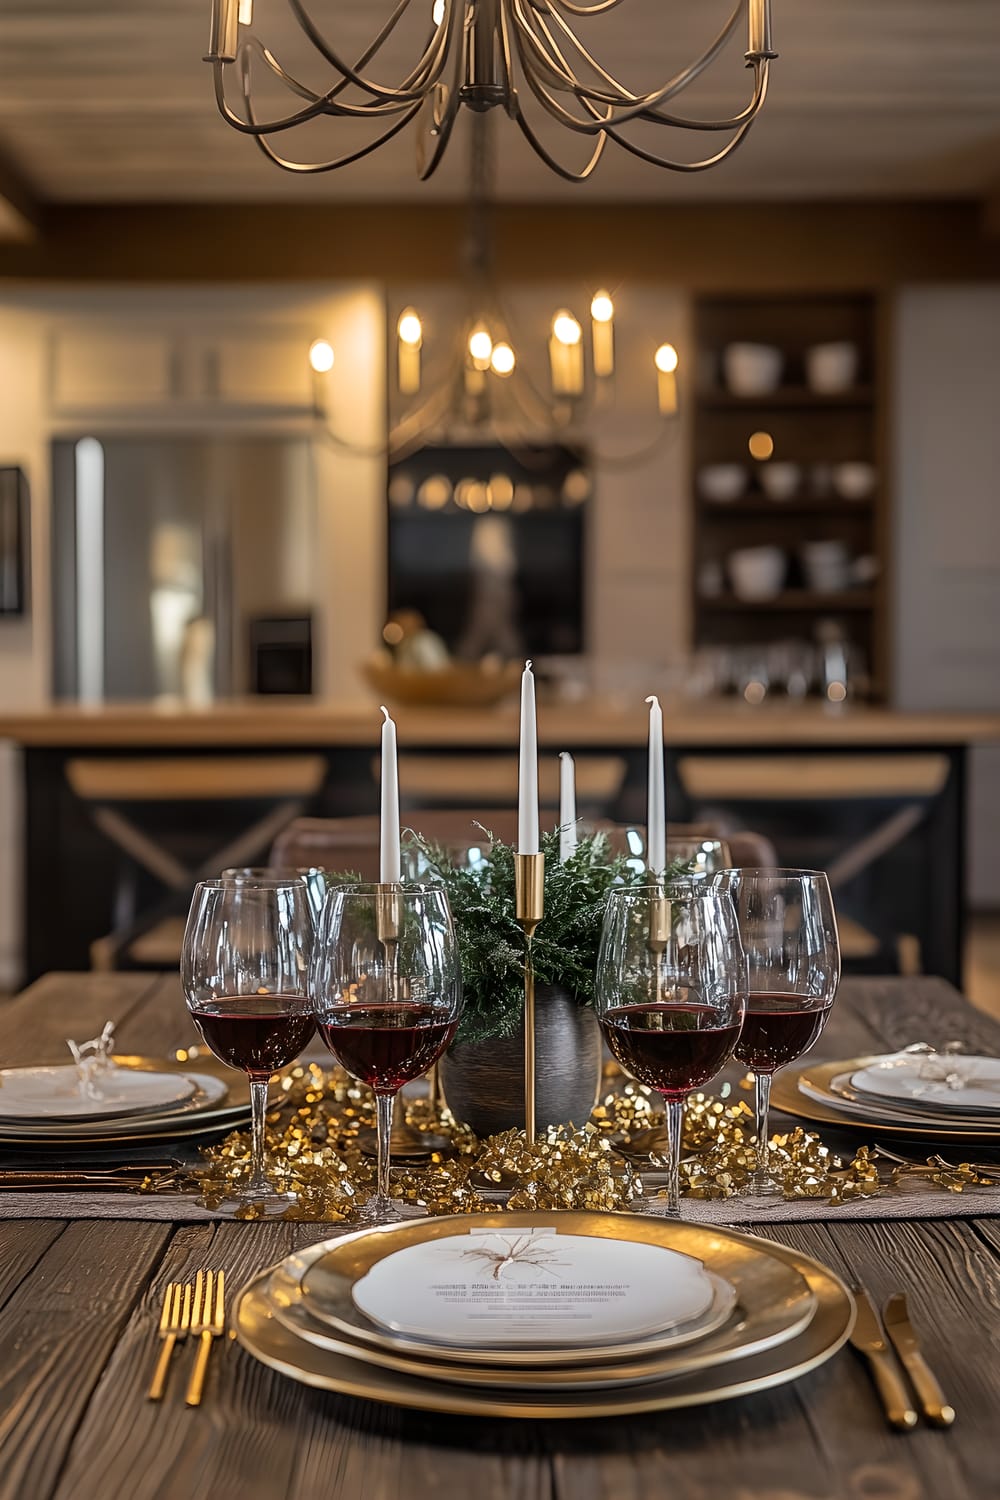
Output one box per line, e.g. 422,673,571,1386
411,829,690,1046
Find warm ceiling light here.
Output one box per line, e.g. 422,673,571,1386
490,342,516,376
308,339,335,374
205,0,776,183
654,343,679,374
397,310,423,347
468,327,493,367
590,292,614,324
552,312,582,348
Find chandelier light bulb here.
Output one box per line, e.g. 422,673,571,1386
552,312,582,348
238,0,253,23
398,310,423,347
308,338,335,374
654,343,679,374
590,292,614,324
490,342,516,377
468,327,494,369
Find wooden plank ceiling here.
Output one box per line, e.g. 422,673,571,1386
0,0,998,218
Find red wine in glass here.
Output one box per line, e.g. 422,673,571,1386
600,1002,742,1097
318,1003,458,1094
735,991,833,1075
193,995,316,1078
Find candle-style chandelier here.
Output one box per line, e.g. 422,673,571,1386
205,0,776,182
310,115,680,462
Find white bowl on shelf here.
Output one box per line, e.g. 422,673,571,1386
758,462,802,501
801,540,851,593
728,546,787,601
805,341,859,394
831,462,876,500
722,343,784,397
698,464,747,503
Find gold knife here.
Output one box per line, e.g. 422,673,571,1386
848,1283,918,1429
883,1293,956,1427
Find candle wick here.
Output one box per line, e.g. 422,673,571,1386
525,660,532,672
645,694,660,710
380,704,391,723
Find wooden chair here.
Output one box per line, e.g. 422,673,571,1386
68,755,327,970
270,809,519,878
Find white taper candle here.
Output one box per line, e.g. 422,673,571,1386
518,661,539,855
379,705,401,883
558,751,577,862
646,694,666,878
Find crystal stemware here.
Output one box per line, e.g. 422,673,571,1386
713,869,840,1197
310,883,463,1223
595,882,746,1216
181,877,316,1209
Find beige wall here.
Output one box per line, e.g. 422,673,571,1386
893,286,1000,906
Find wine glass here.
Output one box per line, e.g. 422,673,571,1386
595,883,746,1216
181,877,316,1208
221,865,328,926
310,883,463,1223
713,869,840,1197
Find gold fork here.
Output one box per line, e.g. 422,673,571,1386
148,1281,192,1401
185,1269,226,1408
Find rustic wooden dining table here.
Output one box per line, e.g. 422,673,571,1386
0,969,999,1500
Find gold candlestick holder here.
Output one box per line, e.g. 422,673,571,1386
515,851,545,1144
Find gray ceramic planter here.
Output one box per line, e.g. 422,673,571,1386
439,984,602,1138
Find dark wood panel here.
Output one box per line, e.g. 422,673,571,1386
0,203,998,288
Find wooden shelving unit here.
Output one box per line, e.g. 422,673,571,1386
691,293,889,700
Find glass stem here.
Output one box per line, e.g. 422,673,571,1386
248,1076,269,1192
755,1071,773,1178
376,1092,395,1202
666,1097,685,1215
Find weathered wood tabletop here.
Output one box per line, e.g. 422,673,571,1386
1,971,999,1500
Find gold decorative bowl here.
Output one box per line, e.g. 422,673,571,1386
361,657,521,708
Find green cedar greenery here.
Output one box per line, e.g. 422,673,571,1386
410,829,691,1046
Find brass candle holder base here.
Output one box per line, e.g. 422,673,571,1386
515,851,545,1145
375,882,403,945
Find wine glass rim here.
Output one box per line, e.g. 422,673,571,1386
220,865,326,877
608,879,731,900
325,880,448,898
196,876,314,891
711,867,831,881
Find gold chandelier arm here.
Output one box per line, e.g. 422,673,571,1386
517,0,745,115
286,0,452,105
514,1,767,141
601,62,769,171
500,3,606,180
248,92,425,174
548,0,628,14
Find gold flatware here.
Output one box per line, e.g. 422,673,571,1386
883,1293,955,1427
148,1281,192,1401
848,1282,917,1430
185,1269,226,1407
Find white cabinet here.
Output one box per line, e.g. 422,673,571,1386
48,322,316,416
51,328,178,410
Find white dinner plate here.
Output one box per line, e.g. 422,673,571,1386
0,1064,197,1121
850,1053,1000,1114
348,1226,717,1351
0,1070,231,1137
798,1073,1000,1130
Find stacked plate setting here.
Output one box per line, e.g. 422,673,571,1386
235,1211,856,1417
0,1054,252,1147
774,1049,1000,1142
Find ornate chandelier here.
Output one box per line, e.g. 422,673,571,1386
308,117,680,462
205,0,776,182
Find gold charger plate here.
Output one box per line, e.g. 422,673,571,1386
234,1213,855,1418
294,1211,812,1370
773,1056,1000,1142
266,1241,815,1391
0,1053,252,1147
